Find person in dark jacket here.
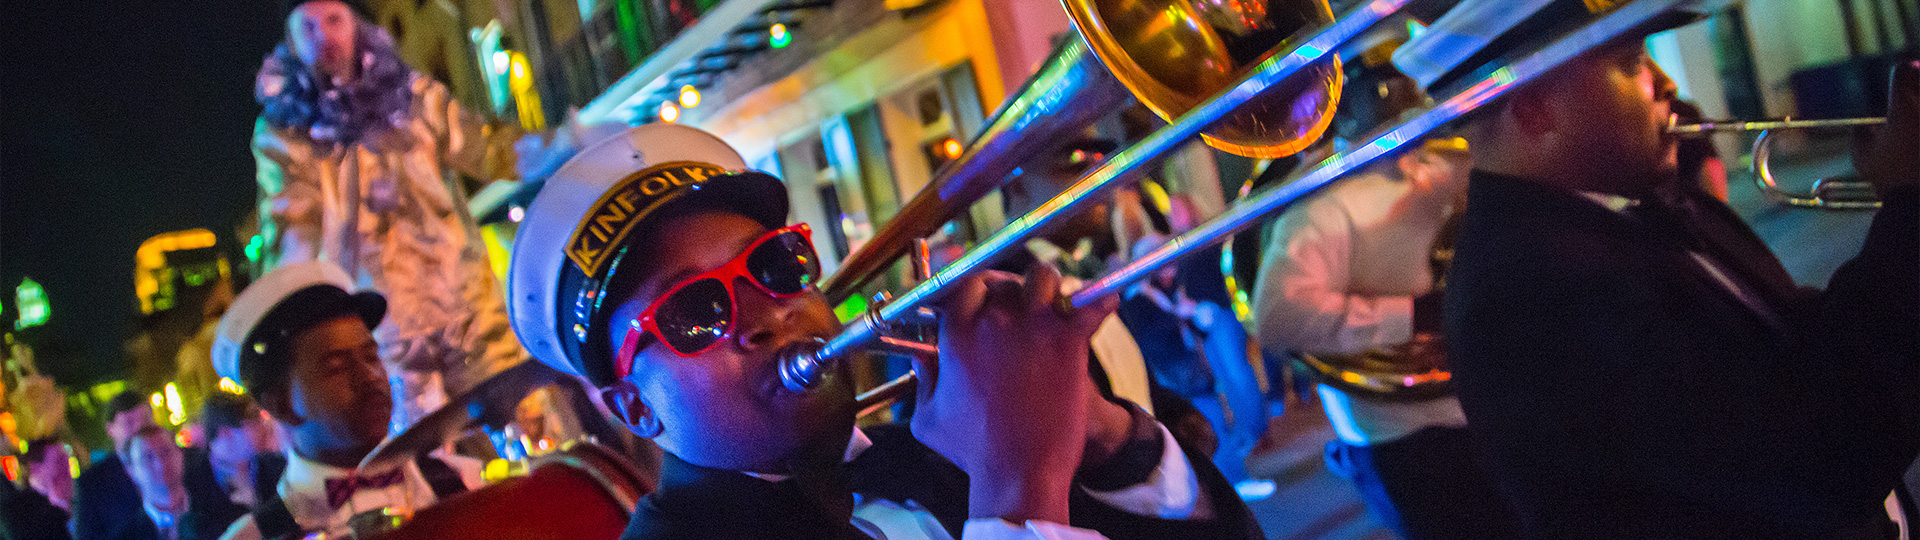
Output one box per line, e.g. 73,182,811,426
199,394,279,508
1395,1,1919,537
118,427,246,540
71,393,156,540
3,438,74,540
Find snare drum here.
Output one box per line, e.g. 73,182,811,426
378,442,652,540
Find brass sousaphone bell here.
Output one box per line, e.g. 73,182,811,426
1067,0,1344,158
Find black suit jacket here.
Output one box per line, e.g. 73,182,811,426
1444,171,1918,538
70,450,247,540
70,455,135,540
0,482,71,540
621,423,1264,540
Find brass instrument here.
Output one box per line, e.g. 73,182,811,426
1064,0,1345,158
1297,334,1453,402
1669,116,1888,210
787,0,1712,411
819,0,1344,302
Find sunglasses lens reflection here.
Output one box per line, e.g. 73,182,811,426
656,278,732,354
748,231,820,296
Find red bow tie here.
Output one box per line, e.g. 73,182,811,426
324,469,406,509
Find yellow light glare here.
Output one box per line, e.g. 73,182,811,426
658,102,680,123
941,138,964,159
150,393,166,408
678,85,701,108
217,377,245,394
163,383,185,426
483,458,512,482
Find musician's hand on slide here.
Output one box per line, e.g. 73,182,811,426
913,263,1118,524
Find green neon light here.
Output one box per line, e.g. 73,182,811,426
15,277,47,330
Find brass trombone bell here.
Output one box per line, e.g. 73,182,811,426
1669,116,1888,210
1065,0,1345,158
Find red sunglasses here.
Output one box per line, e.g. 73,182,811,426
613,223,820,378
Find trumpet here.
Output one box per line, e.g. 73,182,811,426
785,0,1708,402
1669,116,1888,210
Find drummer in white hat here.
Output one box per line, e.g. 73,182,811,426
506,123,1264,539
213,261,471,540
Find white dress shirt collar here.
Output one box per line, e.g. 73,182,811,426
276,445,436,534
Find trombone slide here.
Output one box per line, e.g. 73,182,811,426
1667,116,1886,135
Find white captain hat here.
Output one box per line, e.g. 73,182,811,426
212,260,386,391
506,124,789,387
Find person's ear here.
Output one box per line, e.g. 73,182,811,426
600,380,662,438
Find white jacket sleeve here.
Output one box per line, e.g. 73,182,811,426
957,422,1212,540
1079,423,1211,519
1254,199,1413,356
961,519,1108,540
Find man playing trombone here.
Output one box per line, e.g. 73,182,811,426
505,125,1264,539
1399,0,1918,536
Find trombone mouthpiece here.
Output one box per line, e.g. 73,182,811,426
777,338,831,393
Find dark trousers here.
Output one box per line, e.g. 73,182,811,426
1326,426,1520,540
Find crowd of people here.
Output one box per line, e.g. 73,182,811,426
4,0,1916,539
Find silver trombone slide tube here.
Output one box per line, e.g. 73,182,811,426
786,0,1697,391
819,40,1131,304
1073,0,1696,306
777,0,1413,392
1668,117,1885,135
1751,129,1883,209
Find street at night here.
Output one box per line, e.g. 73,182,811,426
2,0,1914,538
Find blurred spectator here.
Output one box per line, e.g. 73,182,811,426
73,395,237,540
2,438,74,540
72,392,152,540
119,427,245,540
23,438,74,513
1118,229,1270,499
199,394,279,507
103,392,156,451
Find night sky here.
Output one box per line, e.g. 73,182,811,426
4,0,285,387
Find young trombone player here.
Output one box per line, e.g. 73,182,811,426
505,125,1263,539
1398,0,1918,537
